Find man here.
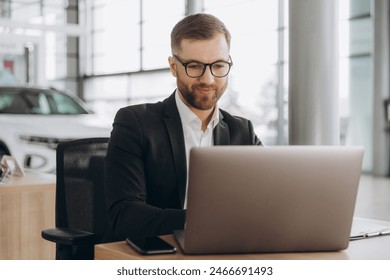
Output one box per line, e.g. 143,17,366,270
104,13,262,240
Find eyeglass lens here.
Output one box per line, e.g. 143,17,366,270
186,61,231,78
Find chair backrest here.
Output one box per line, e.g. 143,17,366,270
55,137,118,244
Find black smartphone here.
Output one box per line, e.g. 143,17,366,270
126,236,177,255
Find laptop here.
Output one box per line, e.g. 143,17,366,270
174,146,364,254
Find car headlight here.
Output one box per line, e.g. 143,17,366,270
18,135,73,150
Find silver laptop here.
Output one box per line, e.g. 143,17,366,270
174,146,364,254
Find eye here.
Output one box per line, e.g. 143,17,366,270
187,63,203,70
212,62,228,69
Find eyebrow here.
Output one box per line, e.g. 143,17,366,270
180,57,230,64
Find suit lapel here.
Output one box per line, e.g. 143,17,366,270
163,93,187,207
214,110,230,145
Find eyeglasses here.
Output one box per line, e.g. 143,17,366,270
173,54,233,78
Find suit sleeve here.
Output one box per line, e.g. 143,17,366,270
104,107,185,239
248,119,263,146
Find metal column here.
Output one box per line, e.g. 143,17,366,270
289,0,339,145
372,0,390,176
186,0,204,15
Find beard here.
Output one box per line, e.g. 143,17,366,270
177,77,228,110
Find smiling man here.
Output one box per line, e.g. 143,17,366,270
104,13,262,240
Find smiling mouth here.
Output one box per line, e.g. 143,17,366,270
197,87,214,93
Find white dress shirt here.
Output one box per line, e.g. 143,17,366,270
175,90,220,208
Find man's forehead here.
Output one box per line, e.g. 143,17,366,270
178,35,229,57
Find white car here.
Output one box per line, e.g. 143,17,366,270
0,86,112,173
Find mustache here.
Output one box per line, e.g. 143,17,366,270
193,83,216,90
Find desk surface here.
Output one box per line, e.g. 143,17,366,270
95,218,390,260
0,171,56,260
0,171,55,190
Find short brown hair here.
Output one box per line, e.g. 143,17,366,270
171,13,231,53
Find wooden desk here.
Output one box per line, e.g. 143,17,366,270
0,172,56,259
95,218,390,260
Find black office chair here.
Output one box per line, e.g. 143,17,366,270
41,137,119,260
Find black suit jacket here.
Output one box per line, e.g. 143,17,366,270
104,93,262,239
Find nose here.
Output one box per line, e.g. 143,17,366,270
198,65,215,84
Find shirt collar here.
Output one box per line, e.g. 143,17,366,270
175,90,220,129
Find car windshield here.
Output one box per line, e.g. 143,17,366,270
0,89,89,115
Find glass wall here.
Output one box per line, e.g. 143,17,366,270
88,0,141,74
83,0,184,119
344,0,372,171
0,0,82,93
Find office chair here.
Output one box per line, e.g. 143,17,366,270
41,137,119,260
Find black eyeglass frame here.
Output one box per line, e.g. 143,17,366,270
172,54,233,78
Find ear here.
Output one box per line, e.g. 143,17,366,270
168,56,177,77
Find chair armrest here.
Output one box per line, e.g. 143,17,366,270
42,228,94,245
42,228,95,259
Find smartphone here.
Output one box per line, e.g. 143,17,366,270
126,236,177,255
